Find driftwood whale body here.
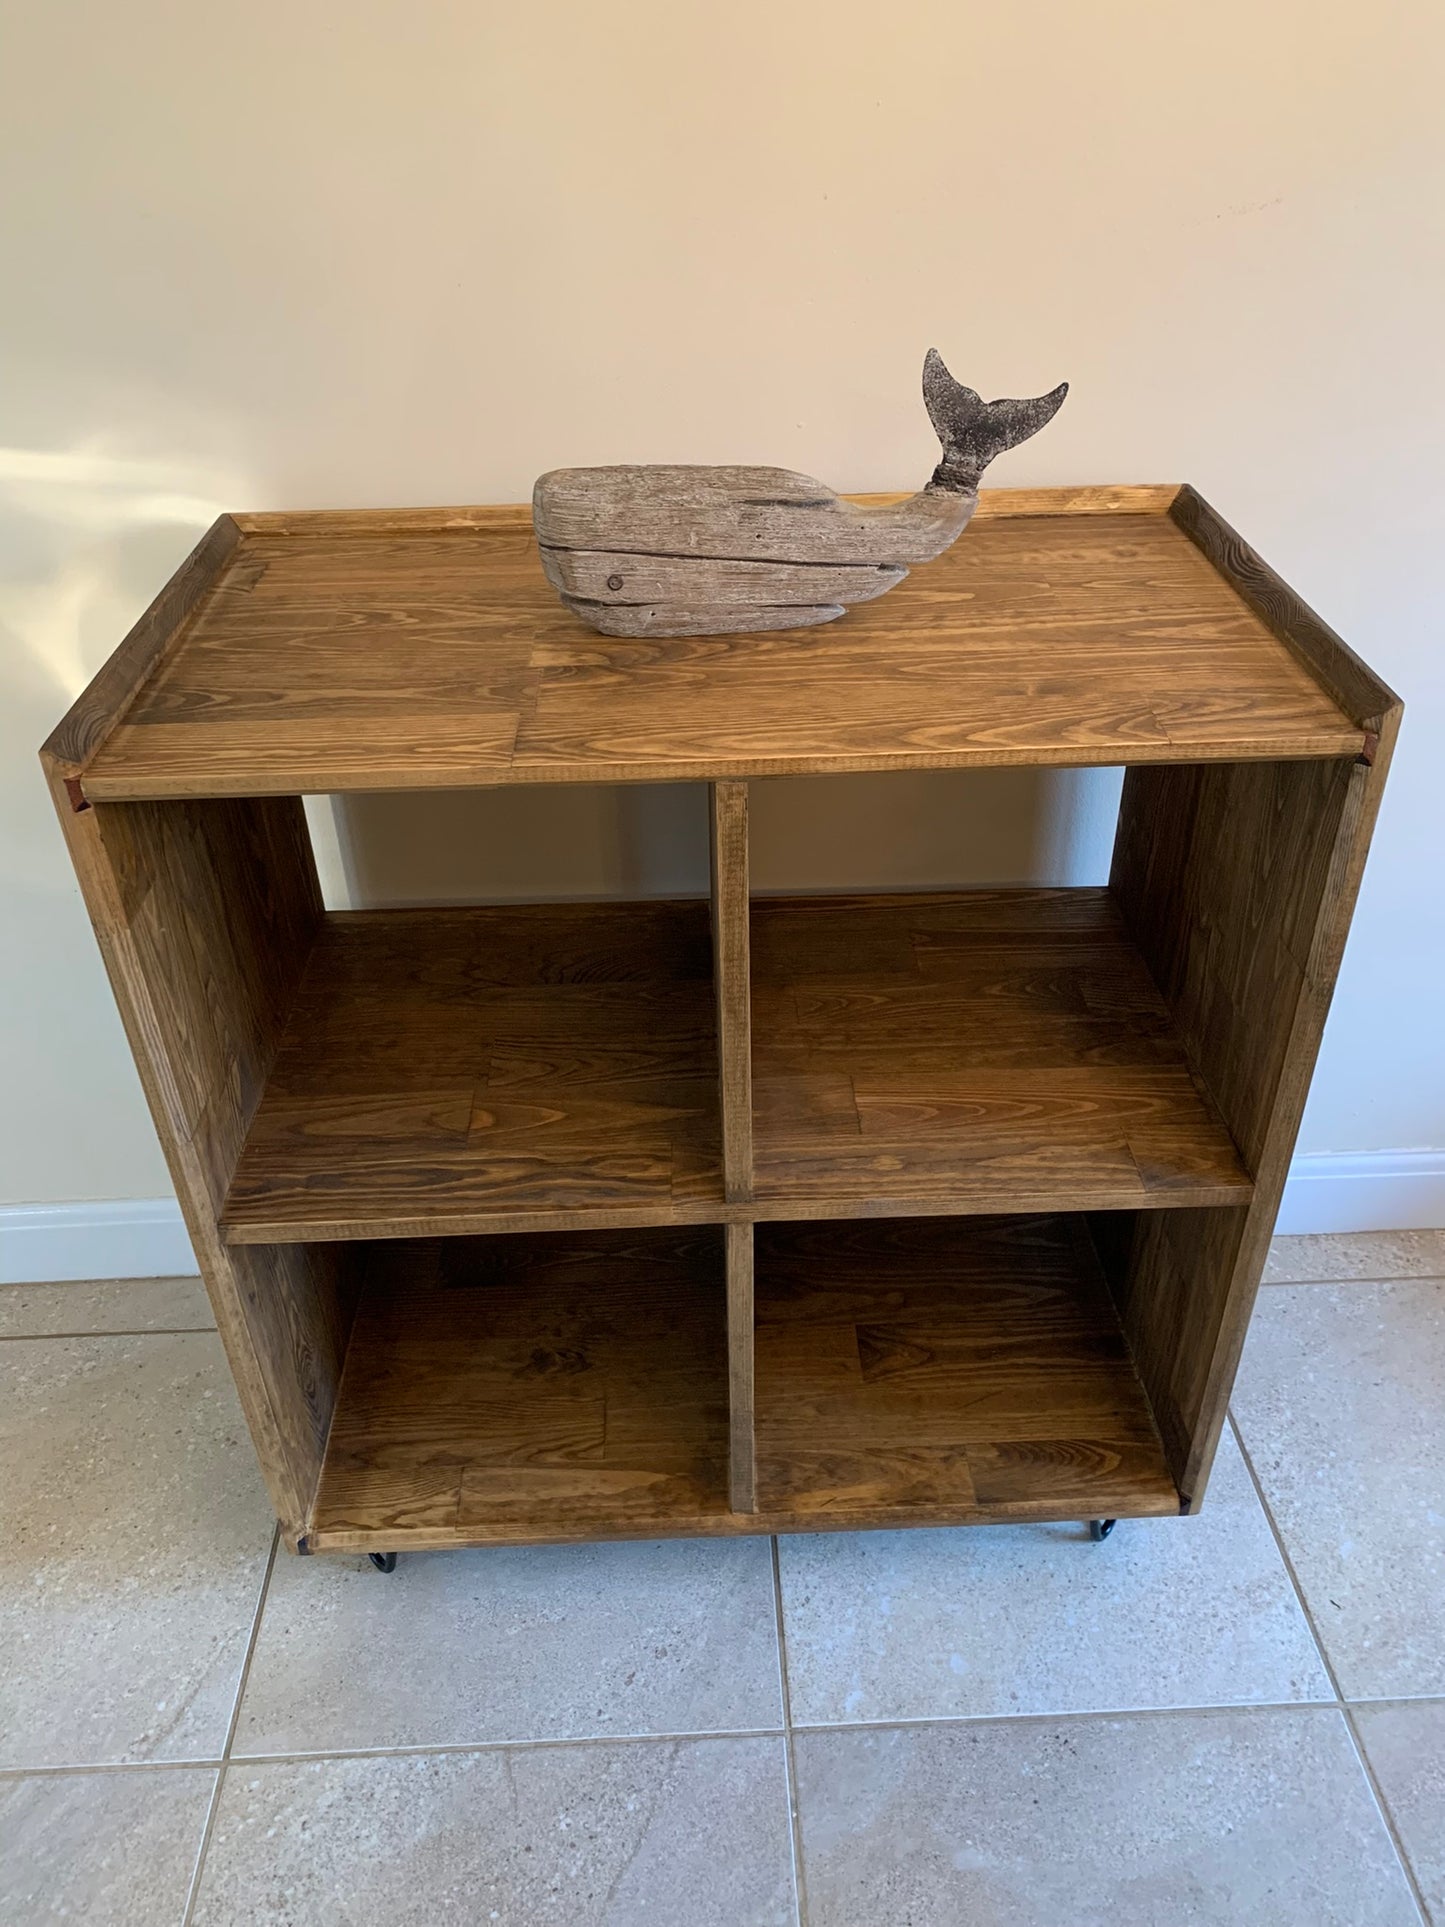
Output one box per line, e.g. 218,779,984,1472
533,351,1067,636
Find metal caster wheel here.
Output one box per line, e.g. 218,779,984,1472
1089,1519,1117,1543
368,1552,398,1573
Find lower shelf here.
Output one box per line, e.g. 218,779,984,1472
309,1229,732,1549
304,1214,1179,1552
753,1215,1177,1522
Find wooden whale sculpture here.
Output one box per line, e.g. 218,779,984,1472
532,350,1067,636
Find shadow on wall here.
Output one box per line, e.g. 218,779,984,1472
319,765,1127,908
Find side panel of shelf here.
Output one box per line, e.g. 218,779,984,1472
1109,736,1398,1501
709,780,757,1512
39,777,356,1540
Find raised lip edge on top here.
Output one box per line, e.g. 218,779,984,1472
40,482,1397,804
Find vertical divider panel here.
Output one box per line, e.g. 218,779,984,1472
709,780,753,1200
709,780,756,1511
726,1222,757,1512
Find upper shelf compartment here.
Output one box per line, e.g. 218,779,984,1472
221,901,723,1243
751,888,1253,1218
67,486,1371,802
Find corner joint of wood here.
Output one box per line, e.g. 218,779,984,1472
63,776,92,814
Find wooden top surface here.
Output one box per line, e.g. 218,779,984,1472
61,486,1375,800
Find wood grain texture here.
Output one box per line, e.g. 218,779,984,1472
35,772,353,1537
727,1222,756,1513
1109,715,1401,1499
226,486,1177,536
560,597,847,636
221,901,724,1242
42,514,241,775
750,890,1252,1220
529,356,1065,636
533,463,976,567
305,1215,1176,1551
540,547,905,606
74,495,1366,800
1169,485,1400,734
709,782,753,1202
755,1216,1175,1521
309,1230,731,1546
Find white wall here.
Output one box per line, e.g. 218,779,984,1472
3,0,1442,1229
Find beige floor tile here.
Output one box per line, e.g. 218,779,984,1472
192,1738,795,1927
777,1428,1328,1725
0,1767,215,1925
0,1334,275,1767
234,1536,782,1754
0,1276,212,1337
795,1709,1419,1926
1355,1701,1445,1922
1265,1230,1445,1283
1233,1280,1445,1699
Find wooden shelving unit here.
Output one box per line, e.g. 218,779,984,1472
41,484,1399,1558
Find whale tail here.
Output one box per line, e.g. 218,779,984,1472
922,348,1067,493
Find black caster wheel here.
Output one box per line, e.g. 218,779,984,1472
368,1552,398,1573
1089,1519,1117,1543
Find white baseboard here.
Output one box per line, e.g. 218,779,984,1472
0,1199,193,1285
2,1154,1443,1282
1275,1150,1445,1235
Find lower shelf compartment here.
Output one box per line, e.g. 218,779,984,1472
305,1214,1179,1551
309,1228,732,1549
754,1215,1178,1524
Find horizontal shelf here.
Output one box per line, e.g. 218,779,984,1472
77,494,1365,801
221,902,723,1242
224,889,1252,1243
750,889,1254,1217
305,1215,1179,1551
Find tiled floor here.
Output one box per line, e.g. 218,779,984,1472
2,1236,1443,1925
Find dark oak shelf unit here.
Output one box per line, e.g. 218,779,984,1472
42,484,1399,1557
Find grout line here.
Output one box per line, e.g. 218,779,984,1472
789,1700,1342,1737
0,1758,225,1780
1228,1411,1432,1925
180,1524,280,1927
770,1536,810,1927
1258,1275,1445,1288
7,1700,1360,1783
0,1327,217,1342
2,1699,1397,1785
224,1729,789,1767
1256,1279,1445,1294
